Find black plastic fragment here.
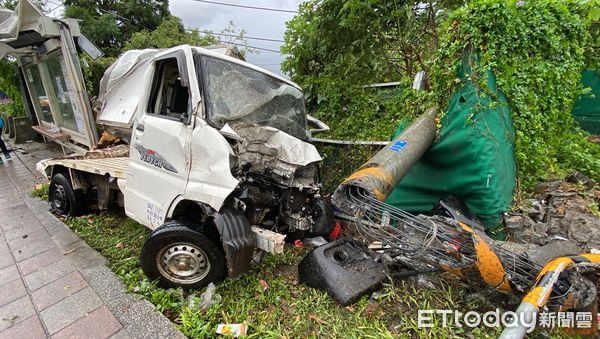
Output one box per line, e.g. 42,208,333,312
298,238,388,306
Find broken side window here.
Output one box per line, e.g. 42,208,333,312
200,55,308,140
147,58,190,121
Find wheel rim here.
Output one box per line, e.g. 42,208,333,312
156,242,211,284
50,184,68,214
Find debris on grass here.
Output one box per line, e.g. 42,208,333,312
309,314,328,325
259,279,268,292
506,172,600,251
330,221,343,239
216,321,247,336
188,282,221,313
28,189,518,337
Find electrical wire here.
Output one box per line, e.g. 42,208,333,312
215,40,281,53
189,0,298,13
46,3,63,14
194,30,284,43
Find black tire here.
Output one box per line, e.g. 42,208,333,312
48,173,84,216
140,221,227,290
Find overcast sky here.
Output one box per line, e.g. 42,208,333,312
170,0,303,77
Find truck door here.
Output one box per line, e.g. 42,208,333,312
124,48,198,228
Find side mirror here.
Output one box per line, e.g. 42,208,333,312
307,115,330,136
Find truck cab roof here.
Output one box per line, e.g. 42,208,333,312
96,44,300,131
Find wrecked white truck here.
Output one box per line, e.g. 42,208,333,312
37,45,334,289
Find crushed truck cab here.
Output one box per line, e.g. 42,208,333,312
38,45,333,289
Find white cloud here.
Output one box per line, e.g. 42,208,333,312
170,0,233,27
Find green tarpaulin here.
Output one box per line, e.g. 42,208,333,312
573,69,600,135
386,67,516,236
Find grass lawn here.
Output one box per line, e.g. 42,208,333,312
32,184,570,338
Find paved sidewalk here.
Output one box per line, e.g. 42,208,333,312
0,141,185,339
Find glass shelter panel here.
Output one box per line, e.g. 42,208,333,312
24,64,53,124
45,53,85,133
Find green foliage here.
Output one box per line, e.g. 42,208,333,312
282,0,460,108
0,0,18,9
80,56,116,100
78,16,220,99
61,0,170,97
65,6,122,57
280,0,454,194
80,17,248,99
0,0,44,10
281,0,459,149
318,79,435,140
583,0,599,69
124,16,219,51
64,0,170,57
65,213,149,274
429,0,600,188
0,59,26,117
30,182,49,200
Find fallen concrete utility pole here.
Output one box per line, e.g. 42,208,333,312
332,107,438,212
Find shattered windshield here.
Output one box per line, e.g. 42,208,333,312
200,55,308,140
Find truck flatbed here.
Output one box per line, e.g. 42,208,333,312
40,157,129,179
37,145,130,179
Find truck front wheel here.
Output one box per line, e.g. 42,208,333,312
140,221,227,290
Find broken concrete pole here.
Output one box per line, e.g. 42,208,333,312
332,107,438,213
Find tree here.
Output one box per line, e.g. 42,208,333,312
0,59,25,117
125,17,255,59
0,0,44,10
281,0,462,108
124,16,219,50
64,0,170,57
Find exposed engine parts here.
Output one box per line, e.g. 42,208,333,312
225,122,334,237
232,172,333,237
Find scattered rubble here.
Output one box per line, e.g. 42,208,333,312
588,135,600,144
505,172,600,258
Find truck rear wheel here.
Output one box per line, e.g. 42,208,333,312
49,173,84,217
140,221,227,290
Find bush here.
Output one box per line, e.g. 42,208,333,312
0,59,26,117
429,0,600,187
